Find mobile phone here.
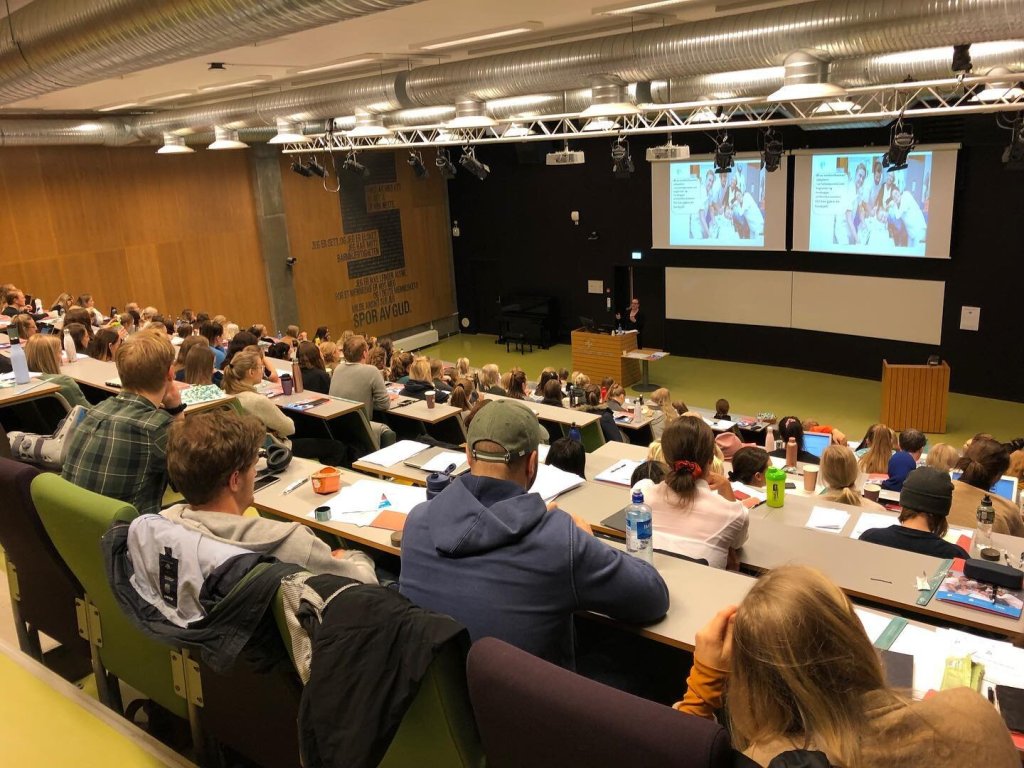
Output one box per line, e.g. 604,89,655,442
254,474,280,492
785,482,797,489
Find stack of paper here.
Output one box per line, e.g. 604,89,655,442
359,440,430,467
315,479,427,528
804,506,851,534
529,464,585,502
594,459,644,486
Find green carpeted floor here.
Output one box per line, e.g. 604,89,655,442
420,333,1024,450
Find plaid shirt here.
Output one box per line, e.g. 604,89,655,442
62,392,174,515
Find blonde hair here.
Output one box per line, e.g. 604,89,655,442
480,363,500,389
409,357,432,384
319,341,341,366
820,445,863,506
222,350,262,394
456,357,471,377
729,566,892,766
858,424,895,475
647,441,666,466
926,443,959,472
649,387,679,425
25,334,62,375
115,329,175,393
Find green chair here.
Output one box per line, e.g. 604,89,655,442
30,474,194,728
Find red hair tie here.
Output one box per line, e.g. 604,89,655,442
673,460,703,478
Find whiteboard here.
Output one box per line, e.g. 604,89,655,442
791,272,944,345
665,267,793,328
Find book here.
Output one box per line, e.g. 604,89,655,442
936,563,1024,620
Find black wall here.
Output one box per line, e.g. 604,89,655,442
447,116,1024,401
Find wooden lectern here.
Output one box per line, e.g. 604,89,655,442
881,359,950,433
571,329,641,387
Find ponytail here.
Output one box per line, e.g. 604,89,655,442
222,350,261,394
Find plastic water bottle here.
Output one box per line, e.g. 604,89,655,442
625,490,653,563
976,494,995,552
10,338,30,384
568,422,582,443
763,426,774,451
633,394,643,424
63,329,77,363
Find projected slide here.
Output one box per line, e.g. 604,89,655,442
807,151,932,257
668,161,767,247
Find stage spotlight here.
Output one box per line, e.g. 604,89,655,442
1003,115,1024,170
882,119,915,171
342,150,370,178
291,160,312,177
459,146,490,180
610,137,634,179
760,129,784,173
435,148,458,179
408,150,429,179
304,157,327,178
714,132,734,174
951,44,973,74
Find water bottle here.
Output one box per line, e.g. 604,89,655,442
766,467,786,508
63,329,77,363
291,360,303,393
785,437,798,468
633,394,643,423
625,489,653,563
10,338,30,384
763,426,774,452
976,494,995,552
568,422,582,443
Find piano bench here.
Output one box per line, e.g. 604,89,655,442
505,333,533,355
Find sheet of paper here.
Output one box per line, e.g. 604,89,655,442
420,451,467,473
804,506,850,534
848,511,898,540
887,623,944,695
941,628,1024,689
702,417,735,431
854,608,893,644
731,482,767,502
594,459,644,486
537,443,550,462
359,440,430,467
317,479,427,526
529,463,585,502
944,526,974,545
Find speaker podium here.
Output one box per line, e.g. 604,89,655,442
571,329,640,388
881,359,950,433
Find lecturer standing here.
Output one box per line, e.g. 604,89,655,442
615,298,645,347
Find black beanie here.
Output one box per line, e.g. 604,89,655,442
899,466,953,517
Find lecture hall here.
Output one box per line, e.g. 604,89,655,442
3,1,1024,766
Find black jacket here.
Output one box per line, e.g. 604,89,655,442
858,524,969,559
300,366,331,394
400,378,450,404
298,574,467,768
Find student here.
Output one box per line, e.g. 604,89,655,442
949,437,1024,536
24,334,91,408
329,334,390,421
173,335,209,381
645,416,748,569
479,363,506,396
199,321,227,368
296,341,330,394
162,409,376,583
881,427,926,492
714,398,730,420
539,378,564,408
449,377,477,412
12,313,37,340
400,357,450,403
182,345,216,387
727,446,770,488
534,368,559,398
62,329,184,515
926,442,959,472
859,467,969,559
505,369,529,400
858,423,895,474
819,445,885,510
545,436,586,479
676,566,1018,767
630,460,666,500
319,340,341,373
605,385,626,413
400,399,668,668
769,415,819,465
87,327,121,362
646,387,677,441
429,358,452,393
580,385,624,443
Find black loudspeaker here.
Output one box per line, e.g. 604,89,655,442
963,558,1024,590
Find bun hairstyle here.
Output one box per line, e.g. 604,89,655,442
728,446,770,484
955,437,1010,491
776,415,804,451
661,416,715,505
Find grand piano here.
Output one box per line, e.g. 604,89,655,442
497,295,558,349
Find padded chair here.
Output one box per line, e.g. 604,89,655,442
0,457,90,675
467,637,757,768
30,473,192,726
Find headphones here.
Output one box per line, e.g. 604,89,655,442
262,444,293,473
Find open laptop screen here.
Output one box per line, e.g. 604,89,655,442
802,432,831,459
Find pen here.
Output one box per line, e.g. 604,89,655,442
814,524,843,530
282,477,308,495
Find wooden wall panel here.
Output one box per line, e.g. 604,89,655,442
280,150,455,339
0,146,271,326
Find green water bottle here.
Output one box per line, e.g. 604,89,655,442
766,467,786,508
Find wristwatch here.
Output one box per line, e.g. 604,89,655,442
164,402,187,416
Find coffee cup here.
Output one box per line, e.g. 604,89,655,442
314,506,331,522
802,467,819,493
863,482,881,502
281,374,294,396
425,390,436,409
311,466,341,494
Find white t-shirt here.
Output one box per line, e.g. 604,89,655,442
645,479,749,568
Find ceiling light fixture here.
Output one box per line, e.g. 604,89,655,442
459,146,490,180
768,52,847,102
198,77,272,93
579,83,639,118
414,22,542,51
292,54,384,75
714,132,735,174
291,160,313,177
690,104,724,123
267,118,309,145
436,148,458,179
156,133,194,155
811,100,863,114
595,0,695,16
503,123,535,138
408,151,429,179
304,157,327,178
144,91,195,104
208,126,249,150
346,111,394,137
97,102,138,112
445,100,498,129
582,118,619,132
343,150,370,178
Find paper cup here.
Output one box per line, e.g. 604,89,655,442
425,390,436,409
863,482,881,502
802,467,819,493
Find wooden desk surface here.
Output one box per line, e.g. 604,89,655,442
483,392,602,428
265,387,364,420
388,397,465,425
0,379,61,406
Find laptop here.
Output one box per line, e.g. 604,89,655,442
403,445,469,476
950,471,1019,504
802,432,831,459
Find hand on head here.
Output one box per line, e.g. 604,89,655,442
694,605,737,671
